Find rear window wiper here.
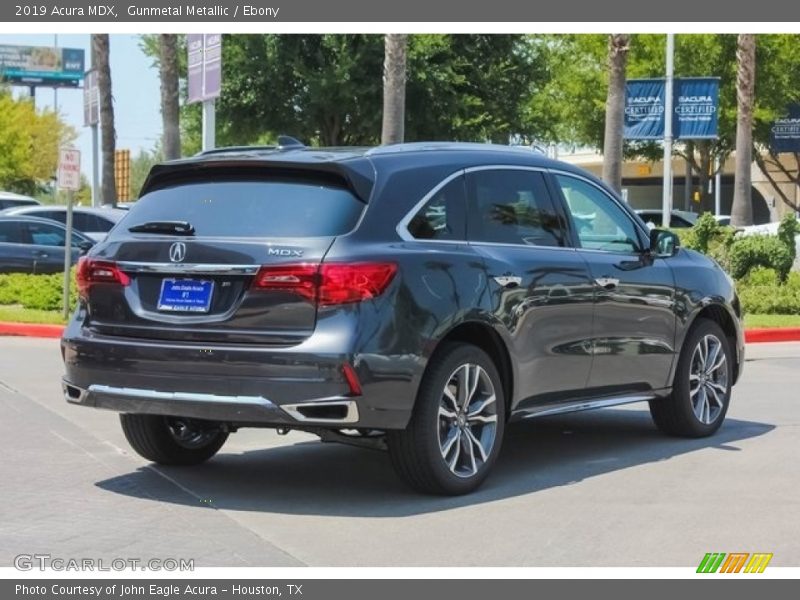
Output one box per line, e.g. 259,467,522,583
128,220,195,235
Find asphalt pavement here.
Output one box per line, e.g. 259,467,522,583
1,337,798,567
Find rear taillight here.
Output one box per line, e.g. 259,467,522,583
252,262,397,306
76,257,131,299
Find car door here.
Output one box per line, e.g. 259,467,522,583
0,220,34,273
465,167,595,408
22,220,70,274
551,172,677,393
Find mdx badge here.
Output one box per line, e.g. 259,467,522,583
268,247,304,257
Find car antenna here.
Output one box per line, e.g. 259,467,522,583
277,136,306,150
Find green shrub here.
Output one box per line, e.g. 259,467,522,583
728,234,793,282
737,269,800,314
0,270,77,311
778,213,800,264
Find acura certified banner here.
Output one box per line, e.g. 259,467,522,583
770,104,800,153
624,78,719,140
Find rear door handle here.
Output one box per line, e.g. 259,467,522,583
34,251,49,258
594,277,619,289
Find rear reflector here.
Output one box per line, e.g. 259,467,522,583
252,262,397,306
342,363,363,396
76,257,131,299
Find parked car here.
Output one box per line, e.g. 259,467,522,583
0,216,95,274
636,209,699,229
0,205,125,242
0,191,40,211
61,142,744,495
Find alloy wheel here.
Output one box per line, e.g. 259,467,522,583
689,334,729,425
438,363,499,478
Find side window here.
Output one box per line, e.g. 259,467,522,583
72,213,99,232
36,210,67,224
466,169,565,247
0,221,25,244
25,221,66,247
556,175,642,253
407,176,466,240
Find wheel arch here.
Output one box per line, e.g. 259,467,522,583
679,302,742,385
426,320,515,416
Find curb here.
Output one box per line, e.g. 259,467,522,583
3,321,800,343
744,327,800,344
0,322,65,339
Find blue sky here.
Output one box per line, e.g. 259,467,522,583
1,34,161,178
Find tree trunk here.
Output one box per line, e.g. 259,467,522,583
159,34,181,160
381,34,408,145
601,34,630,194
92,34,116,206
731,34,756,227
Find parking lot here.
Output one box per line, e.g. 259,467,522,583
1,336,798,567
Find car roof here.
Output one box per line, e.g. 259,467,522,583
0,205,125,220
0,191,37,201
143,142,604,201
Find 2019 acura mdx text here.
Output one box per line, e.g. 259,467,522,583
61,141,744,495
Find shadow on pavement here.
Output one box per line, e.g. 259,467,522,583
96,408,774,517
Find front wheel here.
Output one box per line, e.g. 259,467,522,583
388,343,506,495
650,319,733,437
120,414,228,465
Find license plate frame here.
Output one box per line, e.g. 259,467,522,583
157,278,214,313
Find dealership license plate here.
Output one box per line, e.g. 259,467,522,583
157,279,214,313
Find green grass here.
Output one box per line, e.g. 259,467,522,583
744,313,800,328
0,305,67,325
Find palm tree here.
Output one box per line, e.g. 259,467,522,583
92,34,116,206
731,34,756,227
602,34,630,194
381,34,408,145
159,34,181,160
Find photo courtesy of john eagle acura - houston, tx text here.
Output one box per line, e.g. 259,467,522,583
61,140,744,495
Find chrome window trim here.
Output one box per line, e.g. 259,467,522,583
116,262,260,275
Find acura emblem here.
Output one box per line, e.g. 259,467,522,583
169,242,186,263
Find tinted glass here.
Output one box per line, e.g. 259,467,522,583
36,210,67,224
0,221,24,243
407,176,466,240
467,169,565,247
122,179,365,238
73,213,101,232
556,175,641,253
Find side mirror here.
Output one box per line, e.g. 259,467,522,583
649,229,680,258
75,240,93,254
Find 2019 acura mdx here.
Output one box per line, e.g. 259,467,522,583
61,142,744,495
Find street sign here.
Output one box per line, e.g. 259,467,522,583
57,148,81,191
83,69,99,126
0,44,85,88
187,34,222,104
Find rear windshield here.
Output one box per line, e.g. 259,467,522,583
121,178,365,238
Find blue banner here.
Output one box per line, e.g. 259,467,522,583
624,77,719,140
624,79,666,140
674,77,719,139
770,104,800,153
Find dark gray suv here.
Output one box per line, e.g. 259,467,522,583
61,142,744,495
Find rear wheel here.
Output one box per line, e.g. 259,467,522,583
388,343,505,495
120,414,228,465
650,319,733,437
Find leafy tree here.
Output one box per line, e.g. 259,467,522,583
159,34,181,160
0,89,75,194
732,34,757,226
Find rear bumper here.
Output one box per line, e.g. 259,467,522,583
61,319,420,430
63,381,359,426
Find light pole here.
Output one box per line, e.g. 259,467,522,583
661,33,675,229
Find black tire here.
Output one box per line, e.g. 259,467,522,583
388,342,506,495
650,318,733,438
120,414,228,466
